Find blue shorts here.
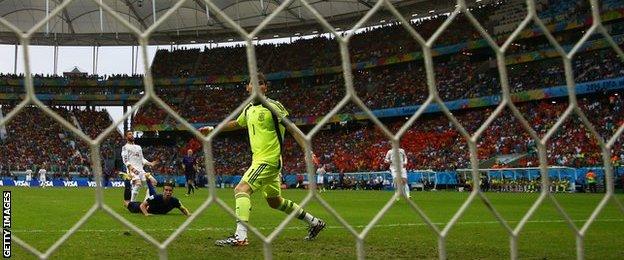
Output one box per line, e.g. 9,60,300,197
127,202,141,213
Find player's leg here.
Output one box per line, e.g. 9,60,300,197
190,175,195,194
123,169,140,201
263,167,325,240
136,170,153,201
122,175,132,207
391,170,402,200
185,175,192,196
126,202,142,213
401,177,410,198
316,175,323,193
402,169,410,198
130,170,145,202
130,180,142,201
185,172,195,194
145,174,157,197
265,193,325,239
215,165,258,246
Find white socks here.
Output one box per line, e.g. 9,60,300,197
302,213,319,226
404,183,411,197
235,221,248,240
130,185,140,202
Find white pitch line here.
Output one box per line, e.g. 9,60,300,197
11,218,624,233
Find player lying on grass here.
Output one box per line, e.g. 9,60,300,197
121,173,190,216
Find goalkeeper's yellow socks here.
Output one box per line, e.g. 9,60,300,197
235,193,251,240
277,198,319,226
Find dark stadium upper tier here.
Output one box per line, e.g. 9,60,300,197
150,0,624,78
0,0,471,46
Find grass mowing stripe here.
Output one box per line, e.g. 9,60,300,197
12,218,624,233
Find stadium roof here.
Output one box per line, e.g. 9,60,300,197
0,0,478,46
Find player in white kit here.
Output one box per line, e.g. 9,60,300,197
384,147,410,199
25,169,32,187
38,166,47,188
312,153,326,193
121,131,158,202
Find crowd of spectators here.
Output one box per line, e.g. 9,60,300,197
72,108,124,168
114,90,624,178
0,105,123,179
141,144,183,176
2,91,621,178
132,0,624,127
132,44,624,127
0,106,90,176
207,91,623,176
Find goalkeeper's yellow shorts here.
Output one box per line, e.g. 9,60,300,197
241,161,282,198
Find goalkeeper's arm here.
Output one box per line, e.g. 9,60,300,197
199,120,240,135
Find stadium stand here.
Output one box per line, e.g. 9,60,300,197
0,0,623,184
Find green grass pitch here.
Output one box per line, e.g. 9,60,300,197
5,186,624,259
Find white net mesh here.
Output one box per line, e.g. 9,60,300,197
0,0,623,259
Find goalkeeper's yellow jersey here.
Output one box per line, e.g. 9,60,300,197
236,98,288,167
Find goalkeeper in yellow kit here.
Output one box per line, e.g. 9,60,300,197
201,74,325,246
